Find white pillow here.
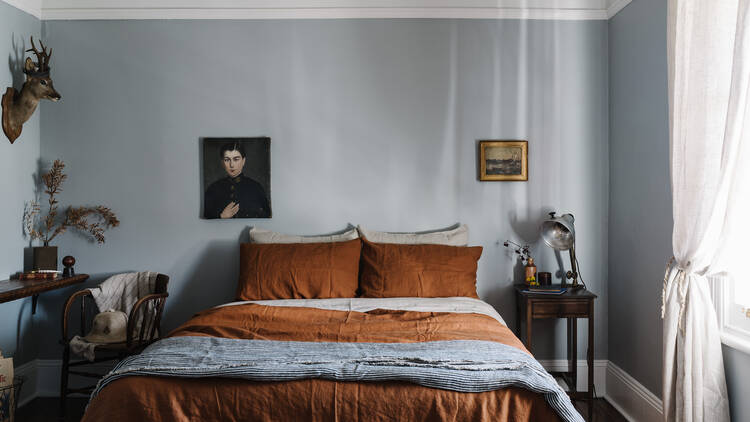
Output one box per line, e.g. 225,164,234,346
357,224,469,246
249,227,359,244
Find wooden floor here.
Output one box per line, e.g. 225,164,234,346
17,397,627,422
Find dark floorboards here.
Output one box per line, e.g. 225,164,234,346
16,397,87,422
573,398,628,422
17,397,626,422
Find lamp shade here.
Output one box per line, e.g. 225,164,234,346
540,213,575,251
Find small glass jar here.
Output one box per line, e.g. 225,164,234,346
525,258,538,286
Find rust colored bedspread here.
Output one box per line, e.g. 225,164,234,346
82,304,561,421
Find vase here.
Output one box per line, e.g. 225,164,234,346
32,246,58,271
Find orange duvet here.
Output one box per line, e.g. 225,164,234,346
82,303,561,422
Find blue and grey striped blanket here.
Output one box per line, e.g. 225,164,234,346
93,336,583,422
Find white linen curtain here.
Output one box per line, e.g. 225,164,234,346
663,0,750,421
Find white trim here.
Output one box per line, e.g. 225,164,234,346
605,0,631,18
1,0,631,21
710,275,750,355
0,0,42,18
14,358,116,411
39,6,608,21
26,358,609,399
18,357,664,422
538,359,608,396
14,360,37,408
720,329,750,355
604,361,663,422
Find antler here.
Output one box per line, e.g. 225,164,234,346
26,36,52,72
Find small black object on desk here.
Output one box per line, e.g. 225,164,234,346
62,255,76,277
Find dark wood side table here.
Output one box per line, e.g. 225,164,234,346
514,284,597,419
0,274,89,314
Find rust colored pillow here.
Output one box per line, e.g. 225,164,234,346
359,240,482,298
236,239,361,301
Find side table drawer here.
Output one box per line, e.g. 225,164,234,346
532,300,589,318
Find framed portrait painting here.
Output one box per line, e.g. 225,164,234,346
202,137,271,219
478,140,528,181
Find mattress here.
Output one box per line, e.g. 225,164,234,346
82,297,570,422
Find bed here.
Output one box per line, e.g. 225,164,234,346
81,297,580,421
81,230,582,421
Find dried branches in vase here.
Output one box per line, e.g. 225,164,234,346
503,240,532,264
24,159,120,247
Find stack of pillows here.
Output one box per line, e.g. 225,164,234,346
236,225,483,301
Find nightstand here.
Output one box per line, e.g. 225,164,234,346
514,284,597,419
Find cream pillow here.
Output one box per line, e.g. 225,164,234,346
357,224,469,246
249,227,359,244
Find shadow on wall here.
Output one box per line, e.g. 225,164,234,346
161,238,243,330
7,33,26,91
507,206,572,283
12,300,36,365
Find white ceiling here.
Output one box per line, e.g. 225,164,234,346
4,0,631,21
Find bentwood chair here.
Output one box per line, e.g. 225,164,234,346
58,273,169,419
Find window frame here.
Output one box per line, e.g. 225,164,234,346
711,275,750,354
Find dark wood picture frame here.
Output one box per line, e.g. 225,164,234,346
478,140,528,181
201,137,272,219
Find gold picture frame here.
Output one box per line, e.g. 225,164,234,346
479,140,528,181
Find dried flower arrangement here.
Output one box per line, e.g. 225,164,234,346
23,160,120,246
503,240,532,264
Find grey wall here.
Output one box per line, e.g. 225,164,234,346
34,19,609,361
723,345,750,421
0,2,41,364
608,0,670,398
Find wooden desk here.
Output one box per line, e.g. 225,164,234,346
514,284,597,420
0,274,89,314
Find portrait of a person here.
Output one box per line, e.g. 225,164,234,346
203,141,271,219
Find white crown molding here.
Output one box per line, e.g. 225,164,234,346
1,0,632,21
606,0,631,18
1,0,42,18
39,7,609,21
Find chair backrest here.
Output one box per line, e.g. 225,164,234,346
154,273,169,294
127,272,170,351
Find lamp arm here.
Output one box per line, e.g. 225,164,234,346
566,244,580,288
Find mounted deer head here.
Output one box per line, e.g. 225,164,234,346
2,37,61,144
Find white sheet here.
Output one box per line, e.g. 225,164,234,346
217,297,507,326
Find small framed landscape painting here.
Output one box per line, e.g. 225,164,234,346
478,140,528,181
202,137,271,219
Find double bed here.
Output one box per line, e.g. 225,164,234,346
81,227,582,421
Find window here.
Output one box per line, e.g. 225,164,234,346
713,136,750,353
713,275,750,354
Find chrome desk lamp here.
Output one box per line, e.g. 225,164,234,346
540,212,582,289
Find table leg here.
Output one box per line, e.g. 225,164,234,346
570,317,577,393
588,301,595,421
526,302,533,353
516,295,522,337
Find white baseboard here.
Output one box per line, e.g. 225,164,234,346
14,359,116,407
14,360,37,408
16,357,661,421
604,361,663,422
538,359,608,397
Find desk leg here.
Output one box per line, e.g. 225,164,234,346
569,318,577,393
516,296,521,338
526,303,533,353
588,301,595,421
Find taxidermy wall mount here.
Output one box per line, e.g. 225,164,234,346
2,37,61,144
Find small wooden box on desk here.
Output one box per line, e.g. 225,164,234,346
514,284,597,416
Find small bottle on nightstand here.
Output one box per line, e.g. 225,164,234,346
525,258,538,286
